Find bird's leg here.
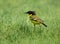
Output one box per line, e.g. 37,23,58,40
34,24,35,31
39,25,41,30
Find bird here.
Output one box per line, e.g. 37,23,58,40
25,11,47,29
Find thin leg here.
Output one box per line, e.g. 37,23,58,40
33,24,36,32
39,25,41,30
34,24,35,30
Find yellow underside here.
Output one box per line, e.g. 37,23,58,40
31,20,40,25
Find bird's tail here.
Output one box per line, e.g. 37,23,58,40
42,23,47,27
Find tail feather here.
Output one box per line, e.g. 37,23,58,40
42,23,47,27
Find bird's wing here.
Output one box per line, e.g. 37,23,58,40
32,16,44,23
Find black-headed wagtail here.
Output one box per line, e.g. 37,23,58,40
25,11,47,28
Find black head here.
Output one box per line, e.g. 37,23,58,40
25,11,36,15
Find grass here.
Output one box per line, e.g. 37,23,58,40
0,0,60,44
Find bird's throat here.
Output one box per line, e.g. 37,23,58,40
29,14,32,17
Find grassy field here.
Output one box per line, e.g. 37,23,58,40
0,0,60,44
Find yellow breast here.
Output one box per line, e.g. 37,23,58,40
29,14,41,25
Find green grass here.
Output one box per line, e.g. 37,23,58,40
0,0,60,44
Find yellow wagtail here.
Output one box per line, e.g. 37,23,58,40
25,11,47,28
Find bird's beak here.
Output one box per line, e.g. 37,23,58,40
25,12,28,14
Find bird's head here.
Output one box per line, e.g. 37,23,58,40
25,11,36,15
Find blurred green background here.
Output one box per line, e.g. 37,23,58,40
0,0,60,44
